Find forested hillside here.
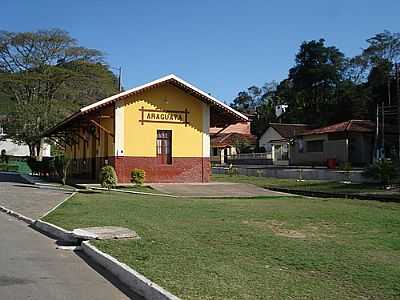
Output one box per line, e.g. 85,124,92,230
231,31,400,137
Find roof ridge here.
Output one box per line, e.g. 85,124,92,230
44,74,248,136
219,133,233,143
269,123,309,126
79,74,248,121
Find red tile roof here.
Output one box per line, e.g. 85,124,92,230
301,120,375,136
210,121,257,148
269,123,309,138
211,132,256,148
210,121,251,135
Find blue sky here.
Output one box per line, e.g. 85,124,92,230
2,0,399,103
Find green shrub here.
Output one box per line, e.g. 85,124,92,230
0,163,19,172
131,168,145,185
27,157,54,176
100,165,117,190
363,160,399,186
6,165,19,172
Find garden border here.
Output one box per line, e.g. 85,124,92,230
268,187,400,202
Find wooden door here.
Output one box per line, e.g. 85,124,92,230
156,130,172,164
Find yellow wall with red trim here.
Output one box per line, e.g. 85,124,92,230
122,84,205,157
65,84,208,162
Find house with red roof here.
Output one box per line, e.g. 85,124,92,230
290,120,375,167
210,121,256,164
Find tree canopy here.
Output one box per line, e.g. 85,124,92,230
232,31,400,140
0,29,119,157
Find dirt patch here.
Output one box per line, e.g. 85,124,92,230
242,220,335,240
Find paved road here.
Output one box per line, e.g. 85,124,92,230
0,172,72,219
0,212,141,300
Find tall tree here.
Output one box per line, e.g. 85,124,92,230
251,81,280,137
287,39,346,125
231,85,263,114
0,29,119,157
362,30,400,106
363,31,400,65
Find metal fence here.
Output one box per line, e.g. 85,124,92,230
228,153,272,160
211,152,273,165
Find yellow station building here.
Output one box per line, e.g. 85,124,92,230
45,74,247,182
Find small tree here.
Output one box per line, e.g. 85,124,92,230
227,163,239,176
232,137,254,154
131,168,145,185
54,156,71,185
100,165,117,190
363,160,399,187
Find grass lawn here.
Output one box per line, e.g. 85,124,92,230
212,174,399,196
43,191,400,299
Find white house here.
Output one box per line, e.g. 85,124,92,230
259,123,309,165
0,125,51,157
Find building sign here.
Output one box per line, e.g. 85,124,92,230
139,107,189,126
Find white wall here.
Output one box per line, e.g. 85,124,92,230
0,139,30,156
202,103,210,158
290,134,348,165
259,127,283,152
0,139,50,157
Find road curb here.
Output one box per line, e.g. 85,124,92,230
0,205,35,225
33,220,78,244
81,241,181,300
0,205,77,244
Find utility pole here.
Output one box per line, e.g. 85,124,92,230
382,101,385,158
396,63,400,159
375,103,379,161
118,67,122,92
111,66,123,92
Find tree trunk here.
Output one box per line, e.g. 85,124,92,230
37,138,44,161
28,144,35,157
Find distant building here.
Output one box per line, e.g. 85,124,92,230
291,120,375,167
0,123,51,157
259,123,309,165
210,121,256,164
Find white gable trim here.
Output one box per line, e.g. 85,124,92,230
80,74,248,122
259,127,284,150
